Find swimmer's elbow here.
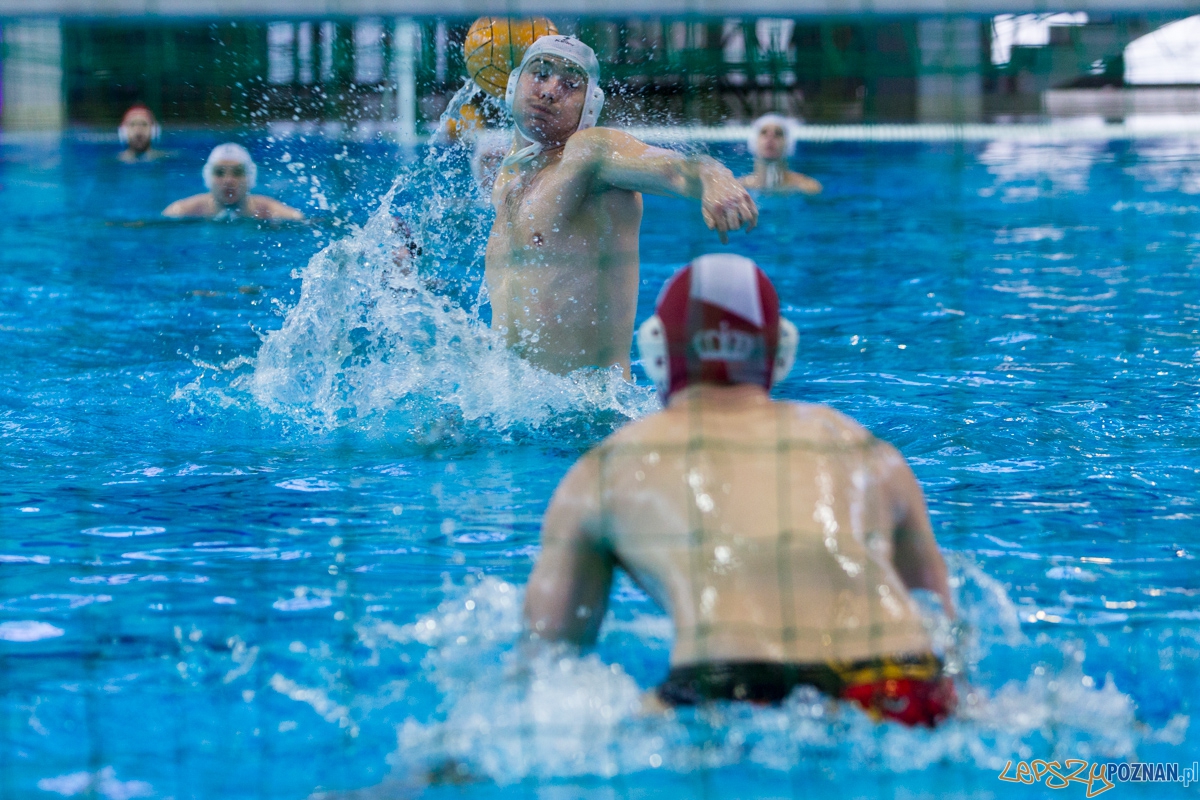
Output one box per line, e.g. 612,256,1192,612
918,559,954,618
893,521,953,615
523,614,589,646
523,592,595,646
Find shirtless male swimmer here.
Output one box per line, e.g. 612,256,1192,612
486,36,757,376
118,105,165,163
164,143,303,221
739,114,822,195
524,254,957,726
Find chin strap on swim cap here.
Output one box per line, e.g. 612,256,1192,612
202,143,258,191
637,254,799,403
503,35,604,166
501,140,544,168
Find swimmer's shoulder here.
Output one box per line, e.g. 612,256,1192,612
738,174,763,190
561,126,658,167
163,193,214,218
564,126,627,152
589,411,684,461
247,195,304,221
786,171,822,195
779,401,874,447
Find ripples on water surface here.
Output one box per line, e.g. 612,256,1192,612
1,132,1198,798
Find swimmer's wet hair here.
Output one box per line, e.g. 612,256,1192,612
203,143,257,191
748,114,802,159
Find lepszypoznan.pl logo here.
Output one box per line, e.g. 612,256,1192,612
998,759,1198,796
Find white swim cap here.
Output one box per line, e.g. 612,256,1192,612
748,114,801,159
203,143,257,191
505,35,605,134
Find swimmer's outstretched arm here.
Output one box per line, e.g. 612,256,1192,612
880,445,954,616
523,454,614,645
563,128,758,244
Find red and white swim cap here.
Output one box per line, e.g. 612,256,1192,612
636,254,798,401
118,104,160,144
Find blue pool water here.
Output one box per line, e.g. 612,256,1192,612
1,129,1199,799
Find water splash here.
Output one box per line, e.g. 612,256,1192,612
377,566,1179,787
212,150,656,439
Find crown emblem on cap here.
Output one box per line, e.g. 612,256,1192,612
691,321,759,362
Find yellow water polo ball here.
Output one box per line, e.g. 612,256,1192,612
464,16,558,99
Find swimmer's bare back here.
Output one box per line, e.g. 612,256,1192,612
162,193,304,221
526,386,951,667
485,127,756,377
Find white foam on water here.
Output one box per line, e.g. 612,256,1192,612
275,478,342,492
0,554,50,564
37,767,152,800
0,620,64,642
80,526,166,538
273,596,332,612
270,673,358,736
377,564,1175,786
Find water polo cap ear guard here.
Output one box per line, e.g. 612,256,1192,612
118,108,161,146
747,114,799,159
202,143,258,192
636,315,670,396
505,35,605,135
638,316,798,397
637,254,799,402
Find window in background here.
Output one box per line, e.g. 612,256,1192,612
320,21,335,84
297,22,314,85
991,13,1088,66
354,18,385,84
1125,15,1200,85
267,22,295,85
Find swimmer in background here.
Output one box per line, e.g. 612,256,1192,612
471,130,512,197
163,143,303,221
118,105,166,163
524,254,955,726
486,35,756,377
739,114,822,195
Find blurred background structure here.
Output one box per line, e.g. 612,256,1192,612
2,5,1200,133
2,5,1199,134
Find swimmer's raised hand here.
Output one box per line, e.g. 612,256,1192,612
699,164,758,244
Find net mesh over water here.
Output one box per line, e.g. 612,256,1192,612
1,9,1200,800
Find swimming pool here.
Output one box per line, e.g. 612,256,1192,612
2,129,1198,799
